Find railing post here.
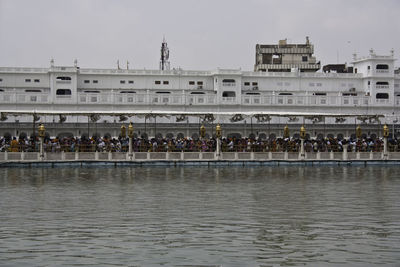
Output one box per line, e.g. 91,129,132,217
234,152,238,160
370,151,373,160
95,151,99,160
316,151,321,160
61,151,65,161
250,152,254,160
21,151,25,161
268,151,272,160
343,144,348,160
39,137,44,161
108,151,112,160
75,151,79,160
180,151,184,161
147,152,151,160
383,137,389,160
5,150,8,161
199,152,203,160
356,152,360,160
330,151,334,160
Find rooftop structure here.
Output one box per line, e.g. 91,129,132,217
254,37,320,72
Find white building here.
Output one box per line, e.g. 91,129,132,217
0,49,399,140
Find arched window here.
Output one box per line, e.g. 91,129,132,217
376,81,389,85
376,93,389,99
279,93,293,95
56,89,71,95
376,64,389,70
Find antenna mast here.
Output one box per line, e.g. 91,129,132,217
160,37,170,70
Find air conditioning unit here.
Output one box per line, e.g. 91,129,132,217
252,86,258,90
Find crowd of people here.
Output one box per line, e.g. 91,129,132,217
0,134,398,153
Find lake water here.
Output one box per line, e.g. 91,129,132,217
0,166,399,266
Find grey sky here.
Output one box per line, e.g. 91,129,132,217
0,0,399,70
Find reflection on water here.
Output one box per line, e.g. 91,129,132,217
1,166,400,266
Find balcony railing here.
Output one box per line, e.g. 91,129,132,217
1,92,397,107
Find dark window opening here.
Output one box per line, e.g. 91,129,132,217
0,79,3,82
25,79,31,82
128,80,134,84
0,89,4,92
244,82,250,86
84,90,100,93
25,89,41,92
57,76,71,81
84,80,90,83
368,81,370,85
313,92,327,96
120,80,125,84
376,93,389,99
222,79,235,83
367,66,371,70
56,89,71,95
222,91,236,97
246,92,260,95
302,56,308,62
252,82,258,86
155,81,161,84
120,91,136,94
34,79,40,83
376,81,389,85
156,91,171,94
197,81,203,85
343,93,357,96
163,81,169,85
190,92,205,95
93,80,98,84
189,81,195,85
376,64,389,70
279,93,293,95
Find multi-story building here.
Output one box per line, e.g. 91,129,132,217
0,43,399,140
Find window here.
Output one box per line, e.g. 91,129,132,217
120,91,136,94
368,81,370,85
343,93,357,96
84,90,100,93
25,89,41,92
367,66,371,70
222,91,236,97
222,79,235,83
25,79,31,82
190,92,205,94
313,92,326,96
376,64,389,70
56,89,71,95
128,80,134,84
376,93,389,99
316,83,322,87
93,80,98,84
0,89,4,92
197,81,203,85
279,93,293,95
120,80,125,84
156,91,171,94
84,80,90,83
155,81,161,84
57,76,71,81
0,79,2,82
189,81,195,85
246,92,260,95
252,82,258,86
376,81,389,85
34,79,40,83
244,82,250,86
163,81,169,85
309,83,315,87
302,56,308,62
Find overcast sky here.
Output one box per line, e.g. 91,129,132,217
0,0,399,70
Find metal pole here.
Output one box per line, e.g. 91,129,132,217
129,137,133,160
